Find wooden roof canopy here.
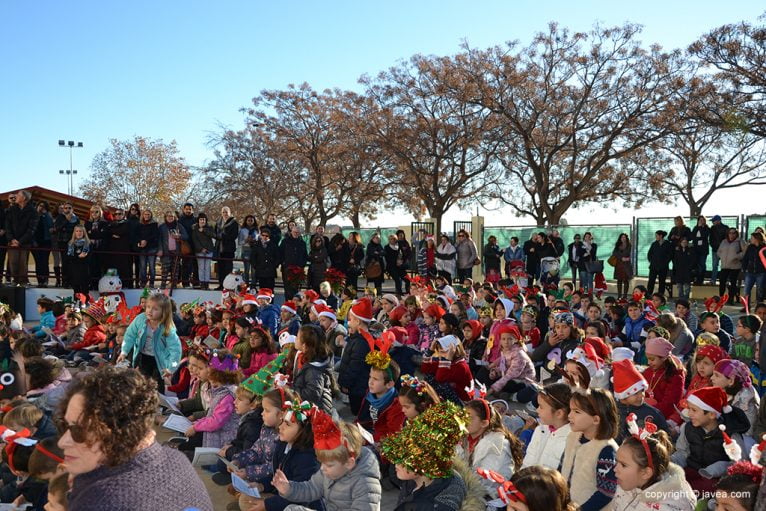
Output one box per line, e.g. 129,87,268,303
0,186,115,220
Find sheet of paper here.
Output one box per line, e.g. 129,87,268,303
473,359,489,367
192,447,220,467
164,390,177,397
162,414,192,433
218,455,238,471
158,393,181,413
203,335,220,349
231,473,261,498
0,504,32,511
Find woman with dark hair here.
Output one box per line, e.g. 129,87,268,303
329,232,351,275
238,214,259,284
108,207,133,287
612,233,633,300
385,233,408,296
307,235,329,291
690,215,710,285
742,231,766,309
57,366,213,510
364,233,385,295
346,231,364,291
127,203,142,288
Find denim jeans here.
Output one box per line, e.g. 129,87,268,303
580,271,593,292
695,253,707,284
139,253,156,285
743,272,766,304
711,252,720,283
676,282,691,300
196,252,212,283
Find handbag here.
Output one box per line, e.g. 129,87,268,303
584,260,604,273
607,255,617,267
180,240,193,256
365,260,383,279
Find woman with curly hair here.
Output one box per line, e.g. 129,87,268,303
57,366,213,511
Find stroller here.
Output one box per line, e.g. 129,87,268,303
540,257,560,286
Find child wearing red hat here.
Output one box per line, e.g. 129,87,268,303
278,301,302,337
483,324,535,400
668,344,729,427
612,359,670,443
420,335,473,403
641,337,685,420
338,298,375,415
417,303,444,352
671,386,751,494
461,319,488,376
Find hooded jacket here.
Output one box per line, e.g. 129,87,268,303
607,463,695,511
292,356,335,415
283,446,381,511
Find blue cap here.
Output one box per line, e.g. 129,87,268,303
712,215,722,222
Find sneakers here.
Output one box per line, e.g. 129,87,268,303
212,472,231,486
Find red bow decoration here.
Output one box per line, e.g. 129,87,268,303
631,290,645,303
740,296,750,315
0,427,34,473
476,468,527,504
704,295,728,313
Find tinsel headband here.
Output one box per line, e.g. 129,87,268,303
465,380,490,420
400,375,426,395
626,413,657,471
476,468,527,504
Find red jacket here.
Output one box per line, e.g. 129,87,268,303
190,323,209,339
53,314,68,336
71,325,107,350
421,357,473,402
371,397,405,444
642,365,685,420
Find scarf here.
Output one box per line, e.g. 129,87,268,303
366,386,396,412
389,242,399,251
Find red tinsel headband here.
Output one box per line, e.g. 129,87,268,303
626,413,657,471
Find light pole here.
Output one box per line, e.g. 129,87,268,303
58,140,83,196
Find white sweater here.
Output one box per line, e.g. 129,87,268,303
522,423,571,470
607,463,696,511
456,431,514,498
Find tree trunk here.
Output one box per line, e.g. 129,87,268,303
689,203,702,218
350,209,361,230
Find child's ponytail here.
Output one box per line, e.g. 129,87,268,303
621,429,673,486
465,399,524,469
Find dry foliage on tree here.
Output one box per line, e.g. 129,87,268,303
80,136,192,213
450,23,699,225
362,54,502,234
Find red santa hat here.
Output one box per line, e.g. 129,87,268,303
389,306,408,324
315,304,337,322
567,343,604,379
301,289,319,303
687,386,732,418
241,294,258,306
256,289,274,302
612,359,648,400
349,297,373,323
424,303,446,321
280,301,297,315
584,337,612,359
494,323,522,341
696,345,729,365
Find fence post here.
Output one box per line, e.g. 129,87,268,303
632,216,637,277
472,215,484,282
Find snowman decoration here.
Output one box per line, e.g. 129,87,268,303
222,271,246,300
98,269,126,313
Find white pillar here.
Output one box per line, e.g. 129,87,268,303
472,215,484,281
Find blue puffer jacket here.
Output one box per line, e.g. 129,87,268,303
257,304,280,338
31,311,55,338
121,313,182,373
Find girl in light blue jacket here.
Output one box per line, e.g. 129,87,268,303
118,293,181,393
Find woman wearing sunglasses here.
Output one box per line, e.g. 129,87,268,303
57,366,213,510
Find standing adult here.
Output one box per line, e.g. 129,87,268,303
329,233,351,275
578,232,598,294
263,214,282,245
0,199,7,285
108,208,133,287
673,238,695,300
53,202,79,288
5,190,38,286
612,233,633,300
483,235,503,283
669,216,692,247
384,233,408,296
238,215,259,285
3,193,16,283
455,229,478,283
191,213,216,290
717,228,746,303
741,232,766,309
85,205,109,288
709,215,729,285
33,200,53,287
307,235,329,292
523,233,541,283
309,225,330,248
364,233,386,295
566,233,582,288
435,233,456,279
177,202,197,288
690,216,710,285
415,229,429,277
127,203,142,288
58,367,212,511
250,227,281,290
503,236,523,278
157,211,188,289
215,206,239,289
550,229,565,258
647,230,672,296
395,230,413,292
136,209,159,288
280,225,308,300
346,232,365,291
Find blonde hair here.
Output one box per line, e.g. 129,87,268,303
315,421,364,463
3,403,43,430
68,225,90,248
146,293,175,336
429,339,466,359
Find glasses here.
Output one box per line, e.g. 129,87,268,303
457,234,465,238
56,419,88,443
114,212,124,216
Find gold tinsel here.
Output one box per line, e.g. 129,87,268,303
365,350,391,370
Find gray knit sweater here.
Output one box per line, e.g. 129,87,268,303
68,442,213,511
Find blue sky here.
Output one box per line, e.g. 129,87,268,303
1,1,764,226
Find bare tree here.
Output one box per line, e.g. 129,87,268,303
451,23,697,225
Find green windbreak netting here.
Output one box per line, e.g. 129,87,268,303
746,216,766,234
302,228,399,247
635,217,739,277
482,225,631,276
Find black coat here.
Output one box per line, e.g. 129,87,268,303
710,222,729,252
523,240,540,273
329,241,351,273
177,213,197,248
742,243,766,274
292,358,334,415
5,203,39,246
85,218,110,250
338,332,372,396
280,236,308,269
683,407,749,470
216,218,239,254
483,243,503,271
225,408,263,459
690,225,711,256
250,240,281,277
396,473,465,511
365,241,385,269
647,240,673,270
669,225,692,246
264,223,282,245
136,221,159,251
263,442,321,511
672,246,695,283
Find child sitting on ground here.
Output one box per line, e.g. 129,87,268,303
711,359,760,437
522,382,572,470
612,359,669,443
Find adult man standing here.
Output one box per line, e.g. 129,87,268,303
5,190,39,286
53,202,78,287
263,214,282,245
215,206,239,289
567,234,582,288
550,229,565,258
251,227,281,290
709,215,729,285
279,225,308,300
647,230,672,296
177,202,197,288
310,225,330,248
